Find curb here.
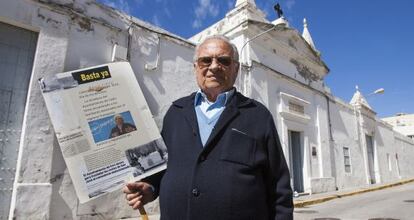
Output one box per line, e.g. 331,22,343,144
293,178,414,208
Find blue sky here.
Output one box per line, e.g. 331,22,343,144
98,0,413,118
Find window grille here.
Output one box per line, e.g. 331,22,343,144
289,101,304,115
343,147,351,173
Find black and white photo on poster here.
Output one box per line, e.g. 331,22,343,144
125,138,168,177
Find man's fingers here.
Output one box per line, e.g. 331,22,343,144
122,185,135,194
126,192,141,201
127,196,143,210
123,182,153,210
132,199,142,210
128,197,139,206
123,182,144,194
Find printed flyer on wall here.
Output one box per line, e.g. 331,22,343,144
39,62,167,203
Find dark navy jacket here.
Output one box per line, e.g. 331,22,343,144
147,91,293,220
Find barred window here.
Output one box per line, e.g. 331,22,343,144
289,101,305,115
343,147,351,173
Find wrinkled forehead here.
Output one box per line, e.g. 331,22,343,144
196,39,233,57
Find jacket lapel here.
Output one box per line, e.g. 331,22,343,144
173,93,203,148
173,91,253,152
203,92,251,150
203,105,238,150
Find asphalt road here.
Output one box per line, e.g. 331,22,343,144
294,182,414,220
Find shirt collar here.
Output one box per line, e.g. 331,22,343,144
194,88,235,107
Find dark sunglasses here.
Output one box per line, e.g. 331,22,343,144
196,56,235,67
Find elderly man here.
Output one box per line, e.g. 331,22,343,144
110,114,136,138
124,35,293,220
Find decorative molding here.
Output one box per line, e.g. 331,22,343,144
280,111,311,124
280,92,310,105
279,92,311,124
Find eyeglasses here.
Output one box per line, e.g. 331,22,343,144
196,56,235,68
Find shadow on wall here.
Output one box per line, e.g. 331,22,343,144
48,135,153,218
49,136,74,219
129,28,195,128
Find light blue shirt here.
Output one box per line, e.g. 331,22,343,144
194,89,235,146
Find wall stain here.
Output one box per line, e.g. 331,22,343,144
290,58,320,82
288,38,296,49
72,16,94,32
37,9,63,29
49,173,64,183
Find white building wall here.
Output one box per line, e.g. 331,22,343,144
329,99,414,191
249,37,325,93
311,94,336,193
374,121,399,183
1,0,196,219
330,101,365,189
246,61,336,193
394,133,414,178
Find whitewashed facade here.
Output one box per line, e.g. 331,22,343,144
0,0,413,219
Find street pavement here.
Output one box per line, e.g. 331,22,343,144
294,180,414,220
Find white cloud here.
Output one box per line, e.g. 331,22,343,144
163,7,171,18
192,20,202,29
152,15,161,26
192,0,220,29
101,0,137,14
286,0,296,10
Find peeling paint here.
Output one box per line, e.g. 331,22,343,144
37,10,62,27
40,126,51,134
73,16,93,32
288,38,296,49
49,173,64,183
37,12,46,20
290,58,320,82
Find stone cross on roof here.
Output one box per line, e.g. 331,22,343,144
274,3,283,18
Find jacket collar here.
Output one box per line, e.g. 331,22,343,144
172,89,253,109
172,89,254,151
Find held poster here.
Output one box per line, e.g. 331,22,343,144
39,62,167,203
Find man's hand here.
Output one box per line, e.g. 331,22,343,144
123,182,155,210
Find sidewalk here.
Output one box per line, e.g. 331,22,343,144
126,178,414,219
293,178,414,208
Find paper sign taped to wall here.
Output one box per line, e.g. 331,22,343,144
39,62,167,203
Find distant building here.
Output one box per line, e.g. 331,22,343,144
383,113,414,139
1,0,414,219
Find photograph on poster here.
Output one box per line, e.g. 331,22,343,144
88,110,137,143
125,138,168,177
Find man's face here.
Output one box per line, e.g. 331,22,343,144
115,117,124,126
194,39,239,100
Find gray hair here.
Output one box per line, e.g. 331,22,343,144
114,114,123,120
193,35,239,62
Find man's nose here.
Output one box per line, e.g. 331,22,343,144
208,58,221,71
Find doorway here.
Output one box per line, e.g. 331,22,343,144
289,130,304,193
365,135,376,184
0,21,37,218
